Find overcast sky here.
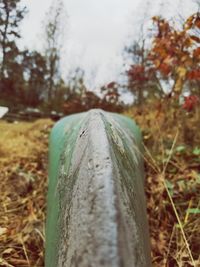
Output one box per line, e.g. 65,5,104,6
20,0,198,89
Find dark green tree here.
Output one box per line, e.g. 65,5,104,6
0,0,27,79
22,51,48,106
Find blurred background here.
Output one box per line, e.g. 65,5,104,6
0,0,199,119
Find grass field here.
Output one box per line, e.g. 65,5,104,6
0,119,53,267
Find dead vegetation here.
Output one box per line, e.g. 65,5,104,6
126,102,200,267
0,104,199,267
0,119,53,267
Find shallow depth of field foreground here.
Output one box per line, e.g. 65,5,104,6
0,103,199,267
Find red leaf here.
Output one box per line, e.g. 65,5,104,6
182,95,199,111
187,69,200,80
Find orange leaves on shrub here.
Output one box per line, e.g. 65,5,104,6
149,13,200,94
159,63,171,75
152,16,171,38
182,95,199,111
184,12,200,30
193,47,200,58
127,64,149,82
190,35,200,43
173,67,187,93
107,81,117,89
187,69,200,80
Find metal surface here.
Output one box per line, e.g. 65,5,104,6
45,109,151,267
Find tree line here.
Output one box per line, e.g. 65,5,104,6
0,0,199,114
0,0,70,111
0,0,125,114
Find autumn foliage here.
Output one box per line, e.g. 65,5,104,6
182,95,199,112
127,65,148,82
149,13,200,95
126,12,200,104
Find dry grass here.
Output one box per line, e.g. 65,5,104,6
0,119,53,267
126,102,200,267
0,103,200,266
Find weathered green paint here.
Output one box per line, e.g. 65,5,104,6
46,114,83,266
45,109,151,267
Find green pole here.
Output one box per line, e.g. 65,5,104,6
45,109,151,267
